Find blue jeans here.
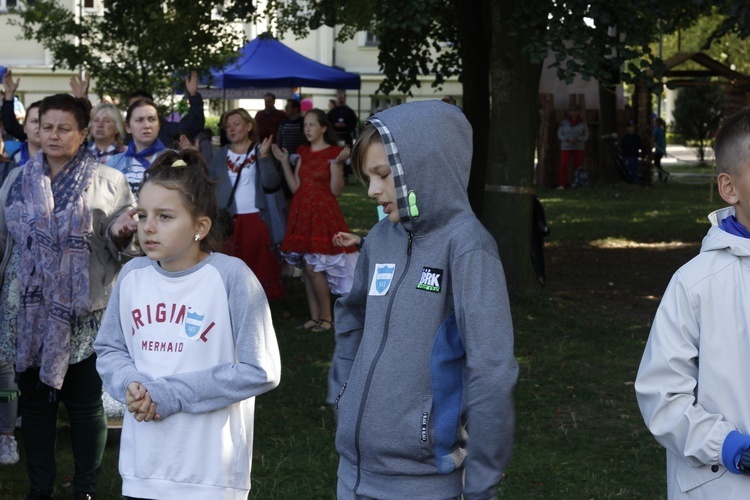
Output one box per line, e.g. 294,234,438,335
337,479,462,500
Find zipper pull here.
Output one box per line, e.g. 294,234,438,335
407,231,413,256
334,383,347,410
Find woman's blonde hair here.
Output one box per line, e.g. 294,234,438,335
223,108,259,144
88,102,127,146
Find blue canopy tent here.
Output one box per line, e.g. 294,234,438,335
202,36,361,101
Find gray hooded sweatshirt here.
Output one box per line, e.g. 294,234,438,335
329,100,518,499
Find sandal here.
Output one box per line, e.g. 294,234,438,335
296,319,319,330
312,319,333,332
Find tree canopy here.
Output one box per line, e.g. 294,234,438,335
266,0,709,95
262,0,717,298
9,0,258,99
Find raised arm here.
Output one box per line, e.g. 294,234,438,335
2,71,26,141
158,71,205,144
257,136,281,190
272,143,300,193
69,72,90,99
177,71,205,138
330,146,349,196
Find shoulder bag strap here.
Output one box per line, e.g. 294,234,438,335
225,143,254,210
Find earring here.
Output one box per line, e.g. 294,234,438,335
194,234,200,241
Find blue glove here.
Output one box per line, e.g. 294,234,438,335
722,430,750,474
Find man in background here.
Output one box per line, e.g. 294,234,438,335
255,92,286,143
327,89,358,146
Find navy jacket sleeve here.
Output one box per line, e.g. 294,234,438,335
158,92,205,145
2,100,26,141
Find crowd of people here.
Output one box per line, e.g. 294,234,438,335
6,60,750,500
0,64,524,500
12,57,750,500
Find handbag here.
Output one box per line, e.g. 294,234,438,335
253,144,287,246
219,144,253,238
263,186,287,246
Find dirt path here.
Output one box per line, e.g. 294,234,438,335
548,243,701,323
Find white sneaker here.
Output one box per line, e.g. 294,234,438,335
0,435,19,465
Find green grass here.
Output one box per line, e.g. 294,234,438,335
664,161,715,174
542,179,721,243
0,178,728,498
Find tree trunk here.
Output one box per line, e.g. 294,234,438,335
455,0,491,218
482,1,543,299
598,82,620,184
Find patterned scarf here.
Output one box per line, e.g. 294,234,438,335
90,142,125,164
17,142,30,167
124,138,166,168
6,145,97,390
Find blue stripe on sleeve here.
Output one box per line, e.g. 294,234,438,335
430,312,465,474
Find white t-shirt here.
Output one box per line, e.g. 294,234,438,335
226,150,258,214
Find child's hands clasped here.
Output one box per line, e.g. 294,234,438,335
126,382,161,422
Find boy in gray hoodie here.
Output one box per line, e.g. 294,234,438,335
328,100,518,499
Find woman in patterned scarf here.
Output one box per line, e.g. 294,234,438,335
0,93,137,500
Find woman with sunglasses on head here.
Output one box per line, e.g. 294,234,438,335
208,108,284,300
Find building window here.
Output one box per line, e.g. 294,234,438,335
84,0,95,9
0,0,18,12
363,30,379,47
371,96,403,114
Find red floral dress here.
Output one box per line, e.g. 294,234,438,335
281,145,357,257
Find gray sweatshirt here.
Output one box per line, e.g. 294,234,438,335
94,253,280,499
329,100,518,499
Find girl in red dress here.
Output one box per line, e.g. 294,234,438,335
272,109,358,331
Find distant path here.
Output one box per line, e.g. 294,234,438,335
662,144,714,165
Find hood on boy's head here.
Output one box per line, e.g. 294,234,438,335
368,100,473,234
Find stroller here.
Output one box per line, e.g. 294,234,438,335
603,135,650,185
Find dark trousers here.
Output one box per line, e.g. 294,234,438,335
624,156,639,184
18,354,107,494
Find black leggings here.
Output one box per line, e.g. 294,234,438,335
18,355,107,495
